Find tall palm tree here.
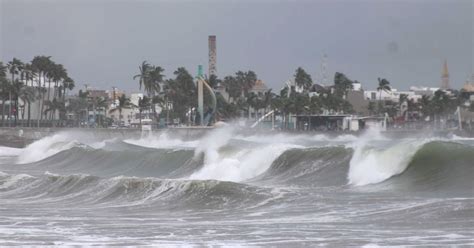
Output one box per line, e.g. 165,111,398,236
7,58,24,126
44,98,65,127
294,67,313,92
377,78,391,115
48,63,67,121
147,66,164,125
133,61,152,92
109,94,133,126
62,76,74,101
246,92,257,119
148,66,164,95
18,86,36,127
11,79,25,126
89,96,108,127
377,78,391,101
31,56,53,127
0,62,8,126
138,96,150,129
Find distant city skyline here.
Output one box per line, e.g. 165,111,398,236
1,0,472,93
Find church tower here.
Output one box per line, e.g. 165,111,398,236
441,59,450,89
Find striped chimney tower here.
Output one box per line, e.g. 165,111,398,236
208,35,217,77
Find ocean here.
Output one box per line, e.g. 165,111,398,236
0,127,473,246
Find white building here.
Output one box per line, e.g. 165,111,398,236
364,88,422,103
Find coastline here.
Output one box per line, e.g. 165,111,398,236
1,127,472,148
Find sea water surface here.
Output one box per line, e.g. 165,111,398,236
0,128,473,246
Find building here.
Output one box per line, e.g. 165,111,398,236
462,75,474,92
208,35,217,77
250,80,268,96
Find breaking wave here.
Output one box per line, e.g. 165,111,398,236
0,128,472,207
0,172,276,209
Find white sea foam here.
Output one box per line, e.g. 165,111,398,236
16,134,85,164
347,128,428,186
190,126,300,182
124,132,198,149
0,146,23,157
0,173,34,189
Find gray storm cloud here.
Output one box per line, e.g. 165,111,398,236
1,0,472,92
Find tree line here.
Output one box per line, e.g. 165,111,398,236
0,56,75,127
1,57,469,129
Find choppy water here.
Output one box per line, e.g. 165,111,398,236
0,128,473,246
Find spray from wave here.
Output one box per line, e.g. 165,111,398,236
346,128,432,186
189,127,303,182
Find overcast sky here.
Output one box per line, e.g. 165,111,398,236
1,0,472,93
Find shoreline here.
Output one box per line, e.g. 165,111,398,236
0,127,472,148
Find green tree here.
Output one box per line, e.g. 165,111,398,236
377,78,391,100
334,72,354,97
31,56,54,126
67,97,88,127
44,98,65,127
138,96,151,129
222,76,240,102
294,67,313,92
208,74,220,89
89,96,108,127
376,78,391,115
246,92,258,119
236,70,257,96
0,62,8,126
134,61,152,92
166,67,196,123
7,58,24,126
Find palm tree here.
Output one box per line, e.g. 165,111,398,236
7,58,24,126
377,78,391,101
138,96,150,129
294,67,313,92
109,94,133,126
48,63,68,122
67,97,88,127
62,76,75,101
148,66,164,94
222,75,240,102
334,72,354,98
246,92,257,119
88,96,108,127
31,56,53,126
44,98,65,127
10,79,25,126
262,89,273,115
377,78,391,115
18,86,36,127
235,71,257,96
148,66,165,124
0,62,8,126
133,61,152,93
22,63,37,87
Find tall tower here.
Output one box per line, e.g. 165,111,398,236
208,35,217,77
441,59,450,89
